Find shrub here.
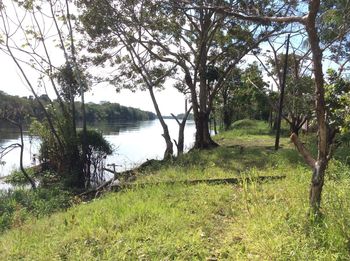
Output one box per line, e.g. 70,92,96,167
0,188,72,232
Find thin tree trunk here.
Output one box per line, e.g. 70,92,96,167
305,0,329,212
2,117,37,190
66,0,87,187
19,124,36,190
148,87,173,159
171,106,192,155
275,34,290,151
224,0,331,213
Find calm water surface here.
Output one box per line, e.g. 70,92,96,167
0,119,196,188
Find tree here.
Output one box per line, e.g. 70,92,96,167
0,0,91,188
171,104,193,155
78,0,280,149
79,0,181,159
219,0,350,212
218,67,241,130
325,69,350,143
216,63,269,130
260,49,315,136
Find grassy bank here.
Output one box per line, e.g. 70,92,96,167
1,120,350,260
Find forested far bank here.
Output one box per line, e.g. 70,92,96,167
0,91,156,122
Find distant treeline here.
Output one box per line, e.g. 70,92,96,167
163,113,194,120
0,91,156,122
81,101,156,122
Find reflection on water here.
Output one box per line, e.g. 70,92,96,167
103,119,196,172
0,119,196,182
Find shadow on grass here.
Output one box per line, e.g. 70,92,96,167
162,143,304,177
274,148,306,166
139,121,307,180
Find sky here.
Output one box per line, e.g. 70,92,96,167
1,34,337,117
0,42,187,116
0,0,188,116
0,1,343,118
0,44,272,116
0,0,297,117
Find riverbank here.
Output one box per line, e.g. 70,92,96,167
1,120,350,260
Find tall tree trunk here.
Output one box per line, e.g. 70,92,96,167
191,10,219,150
148,87,173,159
291,1,329,212
275,34,290,151
66,0,87,187
194,111,218,149
306,0,329,213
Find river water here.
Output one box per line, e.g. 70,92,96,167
0,119,196,189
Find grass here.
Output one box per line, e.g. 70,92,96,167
1,120,350,260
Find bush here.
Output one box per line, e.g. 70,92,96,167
5,168,37,186
231,119,259,129
0,188,72,232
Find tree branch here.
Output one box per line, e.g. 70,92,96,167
290,133,316,168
